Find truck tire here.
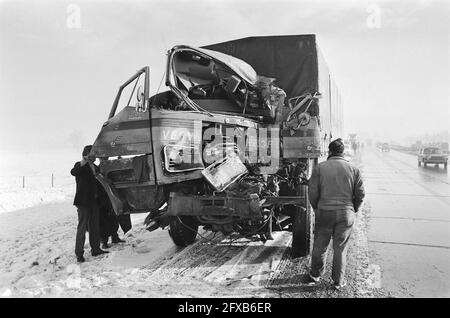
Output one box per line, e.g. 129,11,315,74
168,216,198,247
418,161,421,167
424,161,427,167
291,185,314,258
444,162,448,169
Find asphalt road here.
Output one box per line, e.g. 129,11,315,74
361,147,450,297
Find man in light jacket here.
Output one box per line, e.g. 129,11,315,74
305,138,365,290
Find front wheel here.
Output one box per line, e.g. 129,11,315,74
418,161,421,167
444,162,448,169
168,216,198,247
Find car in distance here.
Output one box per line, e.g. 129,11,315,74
381,143,390,152
343,140,352,158
417,147,448,168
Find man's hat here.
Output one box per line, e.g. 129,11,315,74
329,138,344,154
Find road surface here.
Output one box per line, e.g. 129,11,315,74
362,147,450,297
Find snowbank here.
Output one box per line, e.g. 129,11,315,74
0,185,74,214
0,149,79,213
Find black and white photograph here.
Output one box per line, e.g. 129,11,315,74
0,0,448,300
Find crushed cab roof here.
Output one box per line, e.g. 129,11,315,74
171,45,258,85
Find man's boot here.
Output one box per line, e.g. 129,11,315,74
101,241,110,249
101,237,110,249
112,235,125,244
77,256,85,263
92,249,109,257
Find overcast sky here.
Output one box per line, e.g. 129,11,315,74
0,0,448,152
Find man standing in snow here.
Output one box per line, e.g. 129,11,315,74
305,138,365,290
71,145,108,263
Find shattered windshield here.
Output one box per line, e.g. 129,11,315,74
168,46,286,122
172,49,245,100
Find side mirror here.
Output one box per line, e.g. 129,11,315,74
136,85,144,102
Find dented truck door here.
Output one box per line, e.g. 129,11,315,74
91,67,163,215
94,67,153,157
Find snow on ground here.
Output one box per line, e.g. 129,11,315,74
0,185,74,214
0,149,213,297
0,198,383,298
0,149,81,213
0,201,181,298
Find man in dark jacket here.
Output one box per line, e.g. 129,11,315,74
71,145,108,263
305,138,365,290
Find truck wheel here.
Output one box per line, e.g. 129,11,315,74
291,185,314,258
424,162,427,167
444,162,448,169
168,216,198,247
418,161,421,167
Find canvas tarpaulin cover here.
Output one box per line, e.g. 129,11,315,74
202,34,320,99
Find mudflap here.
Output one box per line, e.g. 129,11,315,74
144,208,171,232
291,185,314,258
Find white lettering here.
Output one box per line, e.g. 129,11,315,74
179,302,213,315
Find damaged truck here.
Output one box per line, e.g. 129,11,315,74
90,35,343,257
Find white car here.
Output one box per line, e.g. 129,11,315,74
417,147,448,168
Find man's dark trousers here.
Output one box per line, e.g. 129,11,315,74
75,205,101,258
310,209,355,285
99,204,120,243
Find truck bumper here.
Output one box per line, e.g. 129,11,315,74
166,193,306,218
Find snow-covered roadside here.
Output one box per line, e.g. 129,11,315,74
0,201,180,298
0,149,79,214
0,150,222,297
0,200,288,298
0,186,74,214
